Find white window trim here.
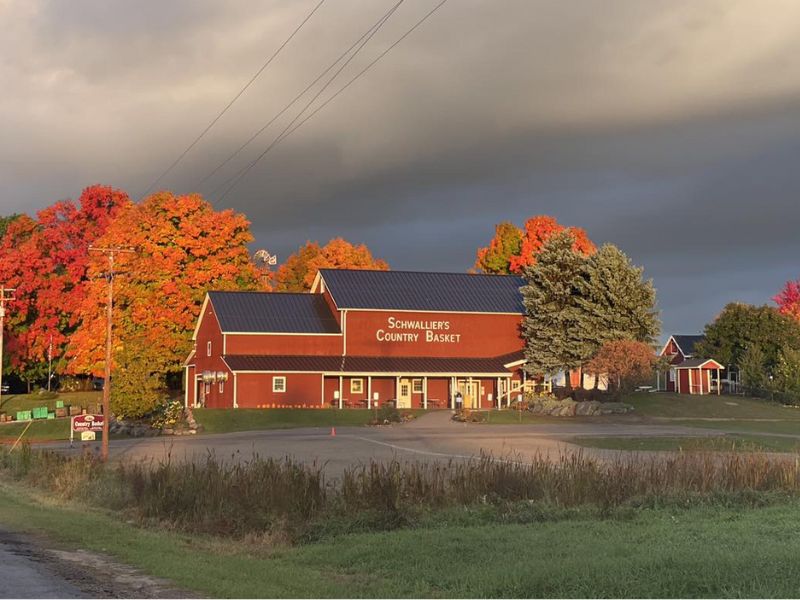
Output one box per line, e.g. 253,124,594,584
350,378,364,394
206,341,212,357
218,381,224,394
273,376,286,393
412,378,423,394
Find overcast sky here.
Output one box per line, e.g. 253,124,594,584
1,0,799,337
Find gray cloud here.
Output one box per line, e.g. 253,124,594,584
2,0,799,337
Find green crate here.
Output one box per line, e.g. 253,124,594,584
47,412,55,420
55,400,64,409
16,411,32,421
32,407,48,420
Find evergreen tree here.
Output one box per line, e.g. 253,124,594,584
521,231,591,389
576,244,660,352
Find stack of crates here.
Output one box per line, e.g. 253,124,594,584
32,406,48,420
16,410,32,421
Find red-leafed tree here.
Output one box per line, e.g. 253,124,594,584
275,238,389,292
775,280,800,321
0,185,130,387
585,339,655,394
475,215,595,275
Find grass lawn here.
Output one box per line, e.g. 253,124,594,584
477,409,556,424
0,391,101,415
572,434,800,453
624,392,800,420
3,480,800,597
676,420,800,436
193,408,429,434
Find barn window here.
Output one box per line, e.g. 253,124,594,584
412,379,423,394
218,381,224,394
273,376,286,393
206,341,212,357
350,378,363,394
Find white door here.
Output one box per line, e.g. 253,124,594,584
397,379,412,408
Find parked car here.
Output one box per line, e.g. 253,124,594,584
0,383,9,394
91,377,105,391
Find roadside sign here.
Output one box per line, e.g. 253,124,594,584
70,414,104,445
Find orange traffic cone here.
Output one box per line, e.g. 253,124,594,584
330,427,336,437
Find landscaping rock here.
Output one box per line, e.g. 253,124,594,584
526,398,632,417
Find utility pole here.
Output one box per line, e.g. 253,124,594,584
0,288,16,400
88,246,135,462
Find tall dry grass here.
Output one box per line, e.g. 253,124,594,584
2,443,798,540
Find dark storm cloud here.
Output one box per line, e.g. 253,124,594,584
2,0,800,337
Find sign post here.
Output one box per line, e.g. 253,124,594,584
70,414,105,446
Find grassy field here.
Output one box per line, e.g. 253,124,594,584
624,392,800,420
193,408,429,434
2,479,800,597
572,434,800,453
0,391,101,415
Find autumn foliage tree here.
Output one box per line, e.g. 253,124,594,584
475,215,595,274
68,192,261,413
775,279,800,321
275,238,389,292
0,185,129,387
586,339,656,395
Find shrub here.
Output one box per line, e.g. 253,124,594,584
375,404,401,424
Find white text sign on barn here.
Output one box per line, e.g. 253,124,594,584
375,316,462,343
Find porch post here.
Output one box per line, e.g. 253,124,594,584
717,369,721,395
396,376,400,406
450,377,455,409
496,377,501,409
423,376,428,410
321,376,325,407
367,376,372,409
233,372,238,409
338,375,343,409
657,369,661,391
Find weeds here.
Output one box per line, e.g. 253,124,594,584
2,443,799,543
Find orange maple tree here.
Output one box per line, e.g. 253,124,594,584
275,238,389,292
474,215,595,275
67,191,261,377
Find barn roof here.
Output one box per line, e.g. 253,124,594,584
671,334,704,357
207,291,341,334
223,352,521,374
317,269,525,314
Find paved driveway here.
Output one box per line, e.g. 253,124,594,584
42,411,725,474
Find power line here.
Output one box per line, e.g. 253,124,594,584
199,0,404,190
141,0,326,198
217,0,449,202
215,0,404,200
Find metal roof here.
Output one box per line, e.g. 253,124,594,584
673,358,724,369
208,291,341,334
223,353,520,374
672,335,704,357
319,269,525,313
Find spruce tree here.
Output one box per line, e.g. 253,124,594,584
576,243,660,351
521,231,591,389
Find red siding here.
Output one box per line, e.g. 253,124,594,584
226,333,342,355
237,373,323,408
344,311,523,358
192,304,233,408
426,378,450,408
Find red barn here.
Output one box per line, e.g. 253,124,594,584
185,269,529,410
656,334,724,395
